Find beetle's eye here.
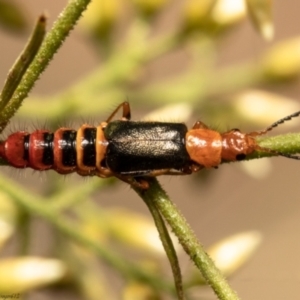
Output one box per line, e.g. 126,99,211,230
236,153,246,161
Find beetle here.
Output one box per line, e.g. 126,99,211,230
0,102,299,189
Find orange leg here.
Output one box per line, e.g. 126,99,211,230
106,102,131,123
114,168,191,190
114,175,150,190
146,168,192,176
192,120,209,129
119,165,204,190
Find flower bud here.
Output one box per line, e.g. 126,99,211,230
123,282,160,300
234,89,300,127
131,0,170,18
212,0,247,26
207,231,262,277
0,257,68,294
261,37,300,81
0,219,14,249
183,0,246,35
187,231,262,285
239,159,272,179
0,192,19,249
246,0,274,40
106,208,180,255
79,0,120,40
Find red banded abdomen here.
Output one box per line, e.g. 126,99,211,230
0,125,108,176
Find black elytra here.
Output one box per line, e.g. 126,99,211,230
104,120,191,176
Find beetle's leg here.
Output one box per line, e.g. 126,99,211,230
115,175,150,190
131,177,150,190
120,165,203,179
146,169,186,176
192,121,209,129
182,163,203,173
106,102,131,123
145,165,203,176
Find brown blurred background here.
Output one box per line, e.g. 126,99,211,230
1,1,300,299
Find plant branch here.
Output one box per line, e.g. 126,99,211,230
0,15,46,113
142,193,185,300
0,15,46,132
255,133,300,157
0,0,92,130
134,178,240,300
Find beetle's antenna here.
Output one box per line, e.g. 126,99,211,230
250,110,300,136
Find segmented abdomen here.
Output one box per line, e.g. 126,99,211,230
0,125,104,175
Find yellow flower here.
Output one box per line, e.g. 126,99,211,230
80,0,120,39
261,37,300,81
183,0,246,35
246,0,274,40
0,257,67,293
131,0,170,17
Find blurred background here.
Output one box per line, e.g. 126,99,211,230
0,0,300,299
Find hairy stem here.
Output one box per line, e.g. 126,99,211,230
135,179,240,300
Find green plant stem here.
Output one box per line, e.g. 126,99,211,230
0,174,174,295
0,15,46,114
134,178,240,300
142,194,185,300
256,133,300,156
1,0,92,128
